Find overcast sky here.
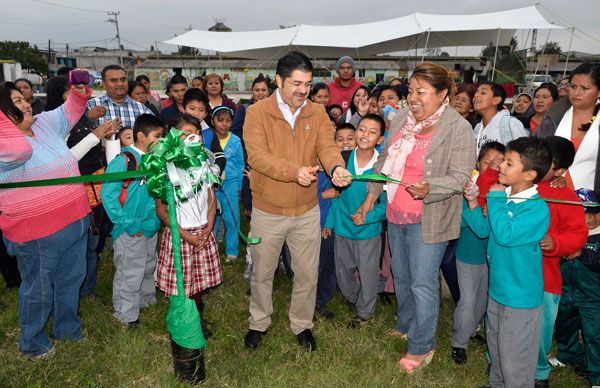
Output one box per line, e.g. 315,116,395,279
3,0,599,56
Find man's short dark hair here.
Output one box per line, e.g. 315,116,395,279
183,88,209,110
544,136,576,171
102,64,126,80
479,81,506,111
133,113,164,140
506,137,552,184
57,66,73,77
167,75,188,92
276,51,313,81
358,113,386,137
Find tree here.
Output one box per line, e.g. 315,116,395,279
0,41,48,75
536,41,562,55
480,37,526,83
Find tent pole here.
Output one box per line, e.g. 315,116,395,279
421,29,431,63
563,27,575,78
491,28,501,82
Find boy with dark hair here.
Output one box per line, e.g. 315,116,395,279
100,113,164,327
160,75,189,123
334,123,356,151
324,113,386,328
535,136,588,387
463,136,552,387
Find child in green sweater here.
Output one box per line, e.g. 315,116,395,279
463,136,552,387
323,114,387,329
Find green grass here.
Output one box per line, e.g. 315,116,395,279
0,244,588,387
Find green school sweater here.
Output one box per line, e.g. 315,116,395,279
462,188,549,308
325,149,386,240
100,146,160,240
456,198,488,265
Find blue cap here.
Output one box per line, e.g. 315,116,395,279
575,188,600,213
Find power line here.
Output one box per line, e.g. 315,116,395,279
30,0,106,13
3,20,104,27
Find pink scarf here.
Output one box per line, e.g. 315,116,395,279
381,100,448,203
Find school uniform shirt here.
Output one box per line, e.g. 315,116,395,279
463,185,550,308
325,149,386,240
456,198,488,265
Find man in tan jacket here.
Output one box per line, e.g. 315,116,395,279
243,52,351,351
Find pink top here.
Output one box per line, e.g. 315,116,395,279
386,131,434,225
0,87,92,242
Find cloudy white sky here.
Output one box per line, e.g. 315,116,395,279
2,0,599,55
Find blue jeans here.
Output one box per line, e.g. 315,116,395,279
388,222,447,355
80,229,99,297
4,216,89,355
316,232,336,307
215,180,240,257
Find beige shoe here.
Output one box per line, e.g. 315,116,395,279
385,329,408,339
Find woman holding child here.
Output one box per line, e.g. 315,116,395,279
357,62,476,372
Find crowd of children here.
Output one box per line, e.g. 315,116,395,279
2,58,600,388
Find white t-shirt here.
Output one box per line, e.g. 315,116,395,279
474,109,528,154
354,149,379,175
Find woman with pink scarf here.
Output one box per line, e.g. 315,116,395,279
356,63,476,372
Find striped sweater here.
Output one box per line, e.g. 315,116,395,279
0,87,92,242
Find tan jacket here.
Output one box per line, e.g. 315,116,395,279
244,94,344,216
368,107,477,243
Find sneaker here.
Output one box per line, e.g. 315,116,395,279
534,379,549,388
315,305,334,320
548,357,565,367
124,319,140,329
452,347,467,364
347,316,370,329
226,255,237,263
33,347,55,360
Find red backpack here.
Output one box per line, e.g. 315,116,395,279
118,151,138,207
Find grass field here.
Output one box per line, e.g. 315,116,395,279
0,241,588,387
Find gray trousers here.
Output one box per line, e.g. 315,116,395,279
112,233,158,323
334,235,381,320
487,297,542,388
451,260,488,348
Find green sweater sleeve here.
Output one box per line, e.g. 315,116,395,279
363,191,387,225
462,203,490,239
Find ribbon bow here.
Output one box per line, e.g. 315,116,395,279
141,128,221,203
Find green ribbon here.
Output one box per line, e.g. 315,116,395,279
348,173,600,208
0,170,145,189
165,179,205,350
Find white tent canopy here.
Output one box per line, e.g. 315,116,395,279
163,6,563,59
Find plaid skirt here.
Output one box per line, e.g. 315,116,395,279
156,226,222,297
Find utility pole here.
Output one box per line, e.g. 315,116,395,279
47,39,51,64
106,11,123,66
66,44,69,67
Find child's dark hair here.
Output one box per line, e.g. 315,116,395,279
167,75,188,91
544,136,575,171
211,106,233,127
376,85,402,100
478,141,505,162
505,137,552,184
182,88,209,109
133,113,164,140
336,122,355,133
358,113,385,137
168,113,201,132
479,81,506,111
